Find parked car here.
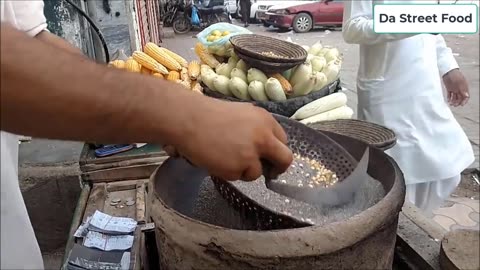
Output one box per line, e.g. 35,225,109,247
253,0,315,23
229,0,313,21
224,0,238,17
264,0,343,33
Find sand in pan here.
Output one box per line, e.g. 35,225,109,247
190,173,385,229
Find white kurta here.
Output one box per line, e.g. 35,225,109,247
1,1,48,269
342,0,474,186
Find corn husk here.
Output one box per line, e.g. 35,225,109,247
265,78,287,101
229,77,251,100
248,81,269,101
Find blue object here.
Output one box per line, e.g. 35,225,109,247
95,144,134,157
191,5,200,26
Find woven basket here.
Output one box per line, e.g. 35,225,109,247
230,34,308,63
307,119,397,150
235,50,303,73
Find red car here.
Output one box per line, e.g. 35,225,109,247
264,0,343,33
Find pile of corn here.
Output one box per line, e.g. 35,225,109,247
283,153,339,188
108,43,203,94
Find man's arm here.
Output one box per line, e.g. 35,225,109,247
435,35,459,76
435,35,470,106
11,0,83,55
342,0,417,45
36,31,84,56
1,23,201,144
1,24,292,181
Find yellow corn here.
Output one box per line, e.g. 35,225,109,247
108,60,125,69
188,61,200,80
194,43,220,69
160,47,188,68
167,71,180,81
271,73,293,94
152,73,164,79
125,58,141,72
143,43,182,71
132,51,169,75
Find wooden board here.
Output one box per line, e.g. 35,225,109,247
79,143,167,168
82,179,149,222
82,163,162,183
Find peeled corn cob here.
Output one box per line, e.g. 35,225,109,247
160,47,188,67
167,71,180,81
152,73,164,79
188,61,200,80
271,73,293,95
194,43,220,69
108,60,125,69
143,43,182,71
132,51,169,74
125,58,141,72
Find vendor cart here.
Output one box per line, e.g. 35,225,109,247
60,137,472,270
61,144,168,270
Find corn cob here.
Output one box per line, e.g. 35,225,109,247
271,73,293,94
108,60,125,69
159,47,188,67
132,51,169,75
143,43,182,71
188,61,200,80
125,58,141,72
167,71,180,81
194,43,220,69
152,73,164,79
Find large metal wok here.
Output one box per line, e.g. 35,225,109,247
148,117,406,269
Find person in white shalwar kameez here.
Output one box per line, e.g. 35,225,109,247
340,0,475,216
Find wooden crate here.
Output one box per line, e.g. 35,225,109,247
79,144,168,183
61,179,152,270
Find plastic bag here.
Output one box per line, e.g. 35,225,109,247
197,22,252,57
191,6,200,26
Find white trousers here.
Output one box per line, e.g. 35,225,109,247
406,175,461,217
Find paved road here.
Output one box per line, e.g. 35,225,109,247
163,24,480,170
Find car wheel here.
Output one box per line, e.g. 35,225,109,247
292,13,313,33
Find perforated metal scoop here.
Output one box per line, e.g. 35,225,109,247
266,148,370,207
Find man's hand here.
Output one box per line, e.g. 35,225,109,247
443,68,470,106
172,100,293,182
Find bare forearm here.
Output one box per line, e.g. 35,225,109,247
36,30,84,56
1,24,200,146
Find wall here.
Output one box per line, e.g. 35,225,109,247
85,0,139,62
43,0,91,56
